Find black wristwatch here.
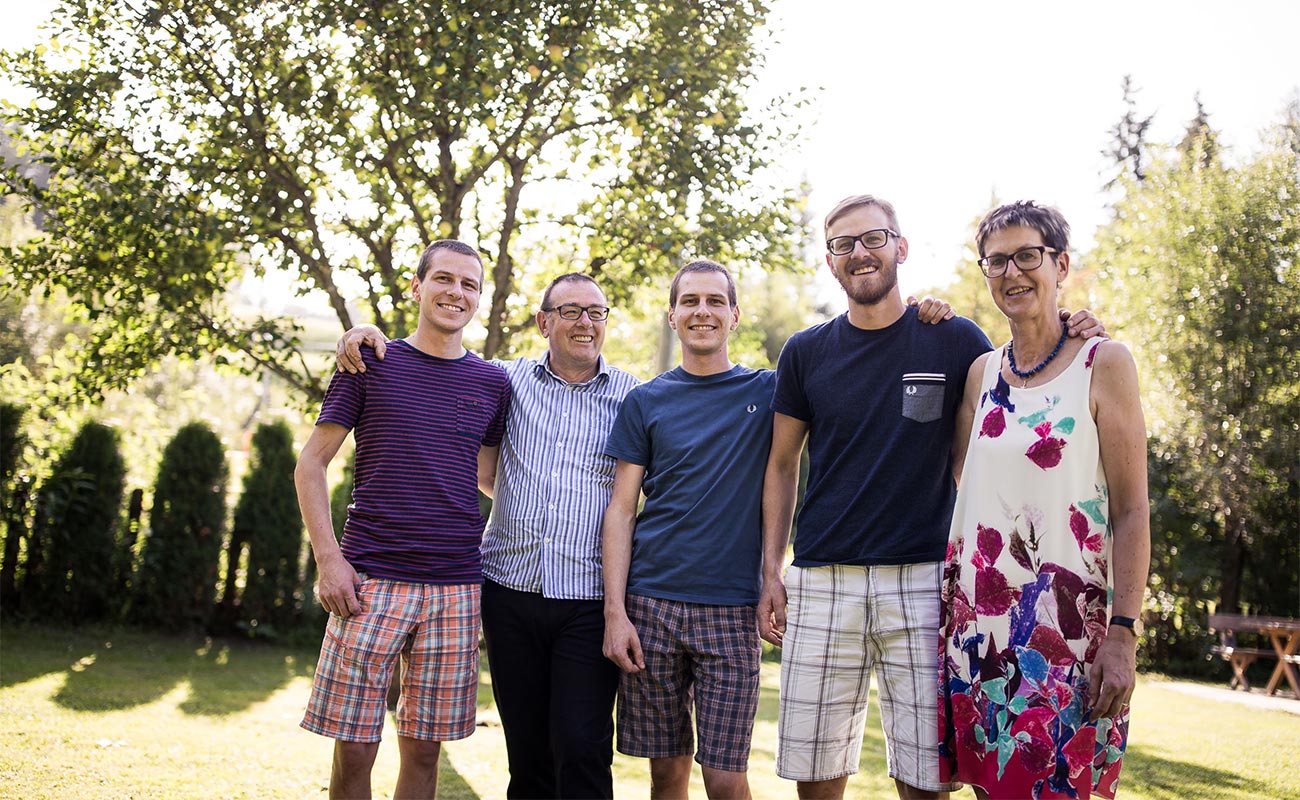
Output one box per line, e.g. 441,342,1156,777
1109,615,1143,637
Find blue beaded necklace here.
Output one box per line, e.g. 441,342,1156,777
1007,323,1068,386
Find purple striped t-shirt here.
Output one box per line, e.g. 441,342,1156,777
318,339,511,584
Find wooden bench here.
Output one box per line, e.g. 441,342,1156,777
1208,613,1300,696
1208,635,1275,690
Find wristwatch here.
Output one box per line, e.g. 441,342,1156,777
1109,615,1144,637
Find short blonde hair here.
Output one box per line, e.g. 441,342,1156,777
824,195,901,239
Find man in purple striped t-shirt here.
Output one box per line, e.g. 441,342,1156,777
295,240,511,800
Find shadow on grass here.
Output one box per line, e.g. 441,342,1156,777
180,638,315,715
7,622,320,715
0,622,101,689
439,755,482,800
1122,743,1270,800
15,623,496,727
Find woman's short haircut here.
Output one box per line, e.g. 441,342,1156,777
976,201,1071,257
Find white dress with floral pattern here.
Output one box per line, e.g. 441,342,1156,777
939,338,1127,799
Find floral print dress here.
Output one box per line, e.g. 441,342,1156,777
939,338,1126,799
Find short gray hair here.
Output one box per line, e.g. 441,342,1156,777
975,201,1070,257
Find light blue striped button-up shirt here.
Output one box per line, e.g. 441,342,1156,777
480,352,641,599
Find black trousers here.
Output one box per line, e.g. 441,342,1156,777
481,579,619,800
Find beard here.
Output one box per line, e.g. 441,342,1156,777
832,256,899,306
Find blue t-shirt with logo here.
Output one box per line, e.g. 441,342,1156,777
604,364,774,605
772,308,992,567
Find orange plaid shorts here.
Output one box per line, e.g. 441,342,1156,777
301,577,481,743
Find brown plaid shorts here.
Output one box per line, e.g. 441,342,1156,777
616,593,761,773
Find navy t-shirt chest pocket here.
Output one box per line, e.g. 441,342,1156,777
901,373,945,423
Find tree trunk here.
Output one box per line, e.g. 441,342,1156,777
1219,512,1245,613
655,312,674,375
484,158,527,359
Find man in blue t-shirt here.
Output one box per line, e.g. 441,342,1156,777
602,259,774,799
758,195,1103,800
296,240,510,800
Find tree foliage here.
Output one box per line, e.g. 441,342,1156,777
1092,107,1300,662
132,421,228,629
2,0,804,402
28,420,126,620
231,420,302,636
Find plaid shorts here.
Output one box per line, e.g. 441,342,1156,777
301,577,481,743
777,562,955,792
616,594,761,773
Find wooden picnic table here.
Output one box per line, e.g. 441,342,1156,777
1208,613,1300,697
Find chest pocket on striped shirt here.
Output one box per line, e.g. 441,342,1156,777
456,397,489,439
901,373,945,423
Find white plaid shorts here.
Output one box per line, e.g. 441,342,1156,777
777,561,956,793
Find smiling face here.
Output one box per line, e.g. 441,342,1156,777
668,270,739,357
537,277,607,378
411,250,482,335
981,224,1069,322
824,203,908,307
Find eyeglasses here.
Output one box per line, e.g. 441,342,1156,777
977,246,1059,278
542,304,610,321
826,228,899,256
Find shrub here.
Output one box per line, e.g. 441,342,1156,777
132,422,228,629
232,421,302,637
1,403,31,609
29,421,126,620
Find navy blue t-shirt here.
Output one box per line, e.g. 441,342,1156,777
772,308,992,566
604,364,774,605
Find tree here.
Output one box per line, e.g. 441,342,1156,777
1,0,805,403
1101,75,1155,190
1092,107,1300,640
230,420,302,636
0,403,31,610
28,420,126,620
1178,93,1219,169
911,202,1011,343
132,421,229,628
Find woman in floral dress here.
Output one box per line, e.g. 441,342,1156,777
939,202,1150,799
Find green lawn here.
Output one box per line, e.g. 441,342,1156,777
1,622,1295,799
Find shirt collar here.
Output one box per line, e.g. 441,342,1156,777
534,350,610,388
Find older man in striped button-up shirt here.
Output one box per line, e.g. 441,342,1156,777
338,272,639,800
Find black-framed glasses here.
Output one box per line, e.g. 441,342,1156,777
542,304,610,321
976,246,1059,278
826,228,899,255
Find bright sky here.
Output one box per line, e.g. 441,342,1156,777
5,1,1298,298
757,0,1300,293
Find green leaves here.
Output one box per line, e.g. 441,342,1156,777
3,0,804,398
1093,100,1300,652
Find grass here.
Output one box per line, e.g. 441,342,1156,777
1,622,1296,799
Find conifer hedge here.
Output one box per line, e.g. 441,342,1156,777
232,421,302,636
30,421,126,620
133,421,228,629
